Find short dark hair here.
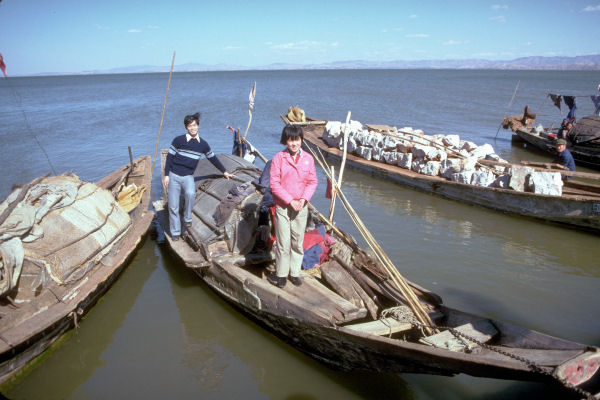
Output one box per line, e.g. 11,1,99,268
184,112,201,127
280,124,303,145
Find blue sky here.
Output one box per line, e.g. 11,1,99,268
1,0,599,75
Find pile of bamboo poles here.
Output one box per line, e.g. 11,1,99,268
367,125,504,176
307,116,439,335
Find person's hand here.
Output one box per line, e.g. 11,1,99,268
290,198,305,212
223,172,233,180
162,175,169,194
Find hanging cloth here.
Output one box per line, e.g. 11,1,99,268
563,96,576,120
549,93,562,111
591,95,600,116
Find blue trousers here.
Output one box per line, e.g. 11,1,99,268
167,172,195,237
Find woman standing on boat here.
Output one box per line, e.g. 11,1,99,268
268,125,318,288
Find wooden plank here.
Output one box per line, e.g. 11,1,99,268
343,309,444,336
419,319,498,351
344,317,413,336
301,275,368,323
280,114,326,126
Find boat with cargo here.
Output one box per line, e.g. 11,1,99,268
0,154,154,384
282,114,600,233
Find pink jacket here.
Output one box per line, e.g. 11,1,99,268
270,149,318,208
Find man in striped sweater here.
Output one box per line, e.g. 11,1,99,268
162,112,233,240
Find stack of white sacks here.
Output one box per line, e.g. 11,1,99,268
323,120,563,196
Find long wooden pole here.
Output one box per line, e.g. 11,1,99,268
152,51,176,177
328,165,336,220
495,80,520,138
329,111,351,220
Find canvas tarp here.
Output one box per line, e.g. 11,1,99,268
0,174,131,297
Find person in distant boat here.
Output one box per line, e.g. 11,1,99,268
163,112,233,241
553,139,576,172
267,125,318,288
558,118,574,140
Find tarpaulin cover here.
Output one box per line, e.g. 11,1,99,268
0,174,131,296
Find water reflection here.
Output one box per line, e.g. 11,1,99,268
5,241,158,400
337,167,600,278
161,244,414,400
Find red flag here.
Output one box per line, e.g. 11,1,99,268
325,177,333,199
0,53,6,77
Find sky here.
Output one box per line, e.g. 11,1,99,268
0,0,599,76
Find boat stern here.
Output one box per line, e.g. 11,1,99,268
554,350,600,398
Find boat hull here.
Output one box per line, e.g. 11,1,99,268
154,152,600,398
0,156,154,385
193,261,585,385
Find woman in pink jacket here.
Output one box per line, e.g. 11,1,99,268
267,125,318,288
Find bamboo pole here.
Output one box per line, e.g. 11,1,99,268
152,51,176,179
328,165,336,220
329,111,351,220
306,143,438,335
386,127,502,176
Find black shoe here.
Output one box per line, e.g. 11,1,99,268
184,222,192,229
267,273,286,288
171,235,180,241
289,276,302,287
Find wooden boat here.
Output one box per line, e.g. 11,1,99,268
283,116,600,233
0,155,154,385
508,116,600,170
153,152,600,399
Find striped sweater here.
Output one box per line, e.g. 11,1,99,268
164,134,227,177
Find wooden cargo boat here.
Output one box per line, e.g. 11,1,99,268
153,152,600,399
284,116,600,233
0,155,154,384
510,116,600,170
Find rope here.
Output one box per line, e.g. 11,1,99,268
2,77,57,175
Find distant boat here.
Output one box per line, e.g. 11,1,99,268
0,155,154,384
283,115,600,233
502,90,600,169
153,152,599,399
507,115,600,170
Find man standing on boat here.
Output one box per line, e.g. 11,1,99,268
553,139,576,172
163,112,233,240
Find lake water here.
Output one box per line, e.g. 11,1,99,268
1,70,599,399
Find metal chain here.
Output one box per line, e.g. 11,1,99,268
382,306,595,399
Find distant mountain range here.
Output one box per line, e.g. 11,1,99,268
58,54,600,75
